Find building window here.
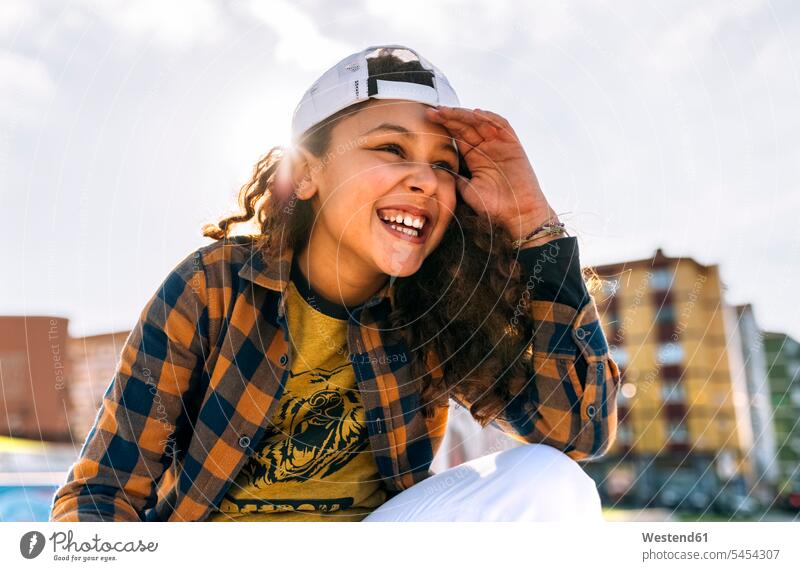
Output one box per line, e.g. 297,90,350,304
610,346,629,367
650,268,673,291
618,424,634,445
7,413,24,429
661,382,686,403
666,420,689,443
791,388,800,407
654,305,675,323
657,342,684,366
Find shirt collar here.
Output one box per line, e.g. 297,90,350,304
236,236,397,311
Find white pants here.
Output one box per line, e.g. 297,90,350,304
363,443,604,522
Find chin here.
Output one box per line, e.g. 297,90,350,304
376,256,423,278
371,240,427,277
373,225,439,274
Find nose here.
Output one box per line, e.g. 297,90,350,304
406,161,440,196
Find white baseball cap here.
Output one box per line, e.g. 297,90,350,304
290,44,461,144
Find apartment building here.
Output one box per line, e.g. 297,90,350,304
762,332,800,507
66,330,133,443
585,248,758,511
0,316,73,442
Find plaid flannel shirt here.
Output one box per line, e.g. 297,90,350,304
49,234,620,522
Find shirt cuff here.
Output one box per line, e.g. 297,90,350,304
516,236,590,310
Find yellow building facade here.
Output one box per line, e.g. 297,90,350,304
587,248,756,508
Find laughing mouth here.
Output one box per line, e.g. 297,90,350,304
375,208,430,240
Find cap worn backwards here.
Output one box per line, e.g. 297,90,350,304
290,44,460,144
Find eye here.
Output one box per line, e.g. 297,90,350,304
433,161,458,177
375,144,457,177
375,143,405,157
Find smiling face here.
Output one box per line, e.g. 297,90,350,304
292,98,460,279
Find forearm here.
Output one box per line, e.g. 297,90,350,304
510,235,620,460
516,235,590,311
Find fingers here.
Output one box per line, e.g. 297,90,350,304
473,108,512,132
426,107,500,161
434,106,516,142
433,106,482,124
426,108,483,146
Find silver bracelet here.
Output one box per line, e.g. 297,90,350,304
512,221,568,249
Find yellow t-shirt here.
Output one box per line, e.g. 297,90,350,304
206,268,388,522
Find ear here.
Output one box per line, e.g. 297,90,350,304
286,146,322,200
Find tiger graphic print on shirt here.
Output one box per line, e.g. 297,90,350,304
205,280,388,521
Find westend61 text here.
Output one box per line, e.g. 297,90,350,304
642,532,708,542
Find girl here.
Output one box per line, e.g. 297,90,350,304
50,45,620,522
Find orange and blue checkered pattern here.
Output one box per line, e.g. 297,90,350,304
49,234,620,521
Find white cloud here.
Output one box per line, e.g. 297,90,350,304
638,0,768,75
754,29,800,91
518,1,584,43
361,0,581,49
237,0,354,71
0,50,55,125
0,0,38,38
75,0,227,50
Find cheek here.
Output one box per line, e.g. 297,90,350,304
319,165,395,237
356,163,398,199
434,187,458,235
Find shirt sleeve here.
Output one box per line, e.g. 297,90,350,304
452,236,621,462
49,249,209,521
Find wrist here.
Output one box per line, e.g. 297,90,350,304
508,209,567,249
506,208,561,242
519,232,564,249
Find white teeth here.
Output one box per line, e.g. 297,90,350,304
389,224,419,237
377,210,426,230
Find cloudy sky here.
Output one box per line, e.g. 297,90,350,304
2,0,799,341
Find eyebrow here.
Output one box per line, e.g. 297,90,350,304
363,122,459,160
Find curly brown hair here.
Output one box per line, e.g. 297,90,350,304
202,51,540,428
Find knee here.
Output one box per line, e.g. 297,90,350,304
497,444,603,521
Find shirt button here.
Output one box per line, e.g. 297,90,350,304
575,327,587,340
586,405,596,417
238,435,251,448
279,353,288,366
